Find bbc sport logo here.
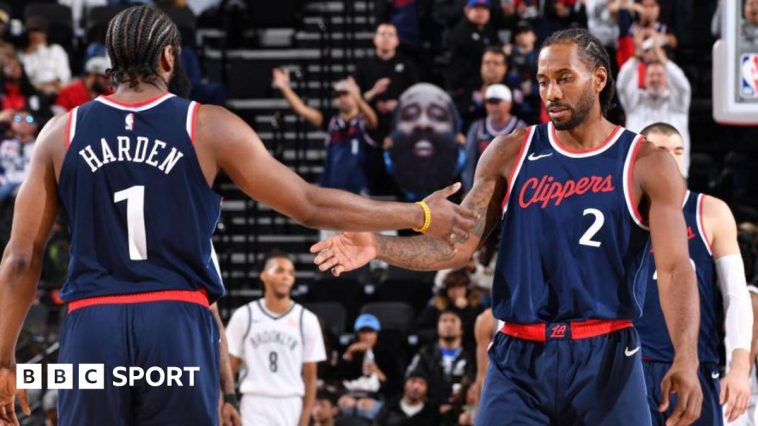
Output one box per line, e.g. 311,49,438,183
16,364,200,389
741,53,758,99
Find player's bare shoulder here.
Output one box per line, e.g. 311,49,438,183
478,127,531,180
631,138,682,190
35,112,72,177
700,193,738,246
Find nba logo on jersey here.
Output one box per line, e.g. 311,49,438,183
740,54,758,99
125,113,135,131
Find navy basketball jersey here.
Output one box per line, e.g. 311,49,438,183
57,93,224,303
492,122,650,323
636,191,722,363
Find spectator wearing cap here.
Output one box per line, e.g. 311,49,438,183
0,110,38,201
617,36,691,175
444,0,498,92
336,314,402,420
452,47,509,129
52,56,113,114
374,371,441,426
272,68,378,195
462,84,526,192
0,54,51,127
18,16,71,96
417,269,483,348
506,21,540,124
407,309,476,410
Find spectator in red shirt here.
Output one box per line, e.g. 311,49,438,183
53,56,113,113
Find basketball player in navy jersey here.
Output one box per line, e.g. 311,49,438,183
0,6,477,425
312,28,705,425
636,122,753,425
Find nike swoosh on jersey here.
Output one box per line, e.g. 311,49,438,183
711,371,720,379
527,152,553,161
624,346,640,357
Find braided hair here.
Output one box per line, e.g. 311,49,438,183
542,29,615,116
105,5,181,89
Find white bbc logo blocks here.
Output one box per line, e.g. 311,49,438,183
79,364,105,389
47,364,73,389
17,364,105,390
15,364,198,389
16,364,42,389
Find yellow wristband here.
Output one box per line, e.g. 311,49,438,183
412,201,431,233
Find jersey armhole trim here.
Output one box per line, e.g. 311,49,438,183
242,304,253,353
623,134,649,230
501,126,535,214
186,101,200,145
696,193,714,256
65,107,78,151
299,306,305,346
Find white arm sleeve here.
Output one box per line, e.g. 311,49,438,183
616,58,641,111
716,254,753,354
225,306,249,358
302,311,327,363
665,61,691,113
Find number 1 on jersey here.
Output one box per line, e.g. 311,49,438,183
114,185,147,261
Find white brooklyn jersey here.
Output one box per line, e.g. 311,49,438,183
226,300,326,398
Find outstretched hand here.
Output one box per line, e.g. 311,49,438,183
421,182,478,243
311,232,377,277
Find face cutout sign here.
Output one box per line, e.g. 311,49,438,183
389,83,460,194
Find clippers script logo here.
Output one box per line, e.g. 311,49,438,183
741,54,758,99
125,113,135,131
519,175,615,209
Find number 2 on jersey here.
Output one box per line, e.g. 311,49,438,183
114,185,147,261
579,208,604,247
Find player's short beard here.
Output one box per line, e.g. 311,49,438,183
389,127,459,194
551,85,595,131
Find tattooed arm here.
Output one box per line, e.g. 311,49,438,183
311,130,525,274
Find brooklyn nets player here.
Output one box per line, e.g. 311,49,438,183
226,252,326,426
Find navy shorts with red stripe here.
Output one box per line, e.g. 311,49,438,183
476,321,651,425
644,360,723,426
57,292,220,426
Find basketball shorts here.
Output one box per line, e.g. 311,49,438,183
57,290,220,426
476,320,651,425
240,394,302,426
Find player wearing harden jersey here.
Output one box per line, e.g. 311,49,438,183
0,6,476,426
636,123,753,425
312,28,704,425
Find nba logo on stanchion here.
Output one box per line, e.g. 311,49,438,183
740,54,758,99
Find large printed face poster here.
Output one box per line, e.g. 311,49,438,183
388,83,460,195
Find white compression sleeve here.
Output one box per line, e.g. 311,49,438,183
716,253,753,354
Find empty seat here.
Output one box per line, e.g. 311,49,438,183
375,279,433,316
304,302,346,337
308,278,366,324
360,302,414,335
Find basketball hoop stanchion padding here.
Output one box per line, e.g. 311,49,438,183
712,1,758,125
